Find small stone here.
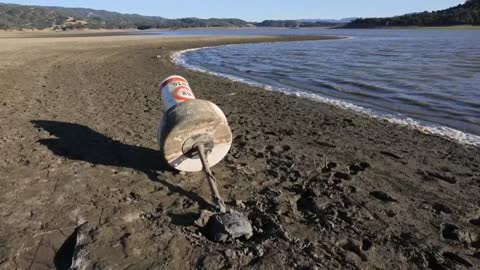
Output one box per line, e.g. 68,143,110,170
70,223,96,270
224,249,237,260
235,200,246,209
207,211,253,242
251,246,264,257
194,210,214,228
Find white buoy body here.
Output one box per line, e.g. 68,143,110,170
157,75,232,172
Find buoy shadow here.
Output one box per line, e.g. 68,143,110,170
54,229,77,270
144,170,212,209
32,120,171,172
32,120,213,219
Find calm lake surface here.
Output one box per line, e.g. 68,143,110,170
143,29,480,146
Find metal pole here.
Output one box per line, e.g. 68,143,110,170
196,144,227,213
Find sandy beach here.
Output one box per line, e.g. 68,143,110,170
0,33,479,269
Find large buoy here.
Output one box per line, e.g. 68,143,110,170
158,75,233,212
157,75,232,172
157,75,253,236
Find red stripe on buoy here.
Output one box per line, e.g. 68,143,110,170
160,76,188,90
173,86,195,101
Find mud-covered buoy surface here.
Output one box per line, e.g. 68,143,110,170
206,211,253,242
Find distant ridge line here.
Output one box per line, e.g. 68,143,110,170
346,0,480,28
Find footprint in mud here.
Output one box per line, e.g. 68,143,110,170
296,189,329,215
349,162,370,175
361,238,373,251
369,191,398,203
321,162,337,173
470,217,480,226
296,189,338,229
333,171,351,181
265,145,275,152
428,250,474,269
441,223,461,241
432,202,452,215
440,223,479,248
420,170,457,184
316,141,337,148
337,238,368,261
381,151,402,160
442,252,473,268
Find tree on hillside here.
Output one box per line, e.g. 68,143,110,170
347,0,480,28
0,3,251,30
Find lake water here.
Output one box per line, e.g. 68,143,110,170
144,29,480,146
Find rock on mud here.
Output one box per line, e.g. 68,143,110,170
206,211,253,243
69,223,96,270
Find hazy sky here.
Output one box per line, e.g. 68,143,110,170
5,0,466,21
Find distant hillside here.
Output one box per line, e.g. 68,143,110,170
347,0,480,28
255,18,356,28
0,3,250,30
255,20,338,28
298,18,357,24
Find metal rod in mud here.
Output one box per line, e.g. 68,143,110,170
196,143,227,213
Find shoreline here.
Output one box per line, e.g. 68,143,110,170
0,34,479,269
172,41,480,148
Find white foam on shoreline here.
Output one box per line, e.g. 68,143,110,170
171,43,480,148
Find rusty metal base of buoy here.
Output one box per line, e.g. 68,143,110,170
180,136,253,243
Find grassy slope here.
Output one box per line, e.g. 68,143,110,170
0,3,249,30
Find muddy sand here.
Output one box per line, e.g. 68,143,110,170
0,33,479,270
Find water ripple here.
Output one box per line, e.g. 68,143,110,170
173,29,480,147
